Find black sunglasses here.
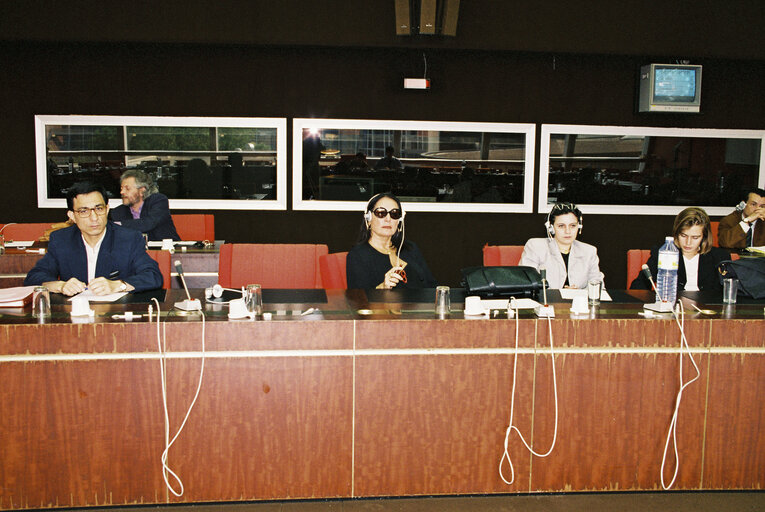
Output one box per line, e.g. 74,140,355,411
371,207,403,220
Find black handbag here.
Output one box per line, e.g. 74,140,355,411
461,266,543,299
718,258,765,299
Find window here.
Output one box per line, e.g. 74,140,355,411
293,119,536,213
36,115,287,210
539,125,765,215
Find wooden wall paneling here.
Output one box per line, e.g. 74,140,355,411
0,360,165,509
353,353,536,496
163,356,354,502
702,353,765,489
528,352,709,492
354,318,537,350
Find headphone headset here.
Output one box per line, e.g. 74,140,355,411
363,193,406,224
544,202,583,237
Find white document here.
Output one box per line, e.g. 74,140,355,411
559,288,612,301
69,289,129,302
5,241,35,248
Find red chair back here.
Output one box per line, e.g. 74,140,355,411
147,250,173,289
482,244,524,266
710,221,719,246
319,252,349,289
171,214,215,241
626,249,651,286
1,223,53,242
218,244,328,289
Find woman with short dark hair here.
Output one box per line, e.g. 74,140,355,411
519,202,604,289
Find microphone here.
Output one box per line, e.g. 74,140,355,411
641,264,664,302
174,260,201,311
539,266,549,306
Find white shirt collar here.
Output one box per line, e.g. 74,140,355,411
82,229,107,283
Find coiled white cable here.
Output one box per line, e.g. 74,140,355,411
499,302,559,485
660,300,700,490
152,297,206,497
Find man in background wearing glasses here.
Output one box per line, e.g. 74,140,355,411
24,181,163,296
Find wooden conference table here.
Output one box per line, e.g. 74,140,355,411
0,288,763,510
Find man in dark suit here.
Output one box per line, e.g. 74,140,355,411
111,169,180,241
717,187,765,249
24,182,162,296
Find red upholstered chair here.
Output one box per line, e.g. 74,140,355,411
218,244,328,289
147,250,173,289
319,252,348,289
626,249,651,286
482,244,524,266
171,214,215,241
1,223,53,242
710,221,719,246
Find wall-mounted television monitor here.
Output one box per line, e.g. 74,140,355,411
638,63,702,113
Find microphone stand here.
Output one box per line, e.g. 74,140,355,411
641,264,675,313
174,261,202,311
534,267,555,317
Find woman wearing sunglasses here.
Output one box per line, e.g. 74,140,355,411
346,192,437,289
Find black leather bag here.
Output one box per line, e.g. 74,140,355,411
461,266,543,299
718,258,765,299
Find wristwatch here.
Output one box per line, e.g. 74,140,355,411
117,280,127,292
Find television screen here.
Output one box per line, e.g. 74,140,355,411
654,68,697,102
638,64,702,113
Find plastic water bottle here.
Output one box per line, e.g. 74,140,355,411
655,236,679,305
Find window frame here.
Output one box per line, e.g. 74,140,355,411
35,115,288,210
538,124,765,216
292,118,536,213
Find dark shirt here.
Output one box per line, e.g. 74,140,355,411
561,252,570,287
110,193,180,241
24,223,163,292
630,245,731,293
346,241,437,289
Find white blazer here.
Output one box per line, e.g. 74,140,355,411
519,238,604,289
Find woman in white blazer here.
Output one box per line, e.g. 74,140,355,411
519,202,604,289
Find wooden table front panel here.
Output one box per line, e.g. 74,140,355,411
1,315,764,510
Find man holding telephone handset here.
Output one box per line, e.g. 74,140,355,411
24,182,162,296
718,187,765,249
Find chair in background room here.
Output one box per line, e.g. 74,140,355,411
482,244,524,266
147,250,173,289
218,244,328,289
710,221,719,246
319,252,349,289
626,249,651,286
171,214,215,241
0,223,54,242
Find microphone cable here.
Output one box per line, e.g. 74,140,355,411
151,297,206,497
641,265,701,489
660,300,701,490
499,299,559,485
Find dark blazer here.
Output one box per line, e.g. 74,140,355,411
630,245,731,292
24,223,163,292
110,193,180,241
346,240,437,289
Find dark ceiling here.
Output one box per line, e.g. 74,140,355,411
1,0,763,60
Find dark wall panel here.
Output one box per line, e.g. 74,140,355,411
0,42,763,288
